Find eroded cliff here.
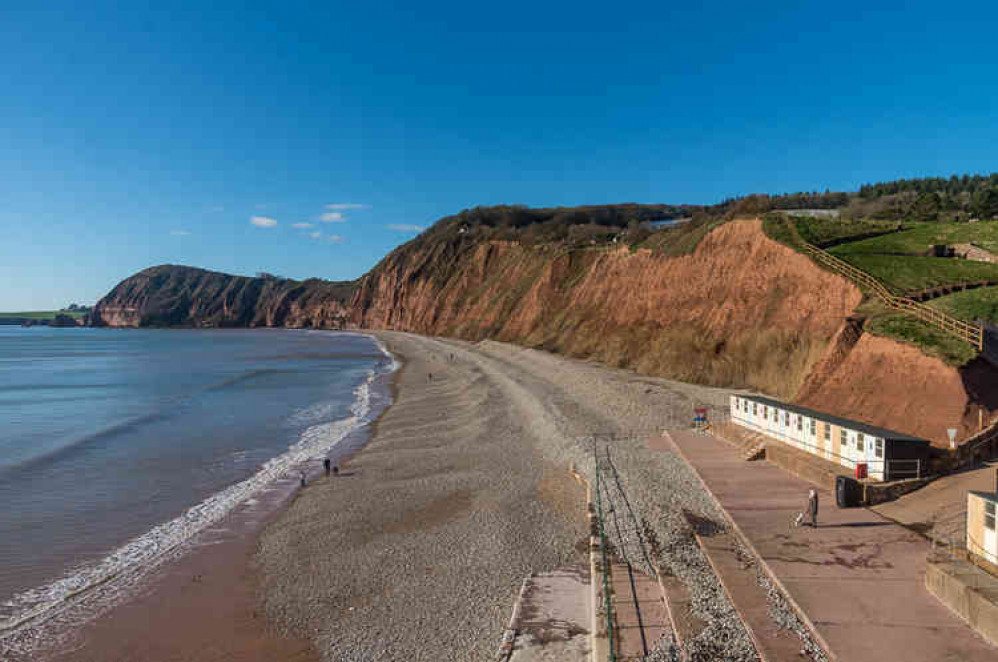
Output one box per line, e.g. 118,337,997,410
90,265,354,328
93,218,998,443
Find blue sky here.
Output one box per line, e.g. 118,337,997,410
2,1,997,310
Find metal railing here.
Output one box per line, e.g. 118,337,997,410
593,443,617,662
786,219,985,350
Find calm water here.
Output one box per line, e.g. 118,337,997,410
0,327,393,629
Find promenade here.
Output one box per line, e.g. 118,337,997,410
659,429,997,662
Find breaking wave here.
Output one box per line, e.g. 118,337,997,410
0,334,398,656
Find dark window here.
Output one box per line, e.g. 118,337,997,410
986,501,996,531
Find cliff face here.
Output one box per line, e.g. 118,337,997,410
93,219,998,443
353,220,860,398
90,265,354,329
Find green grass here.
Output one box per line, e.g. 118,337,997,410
830,253,998,292
830,220,998,256
866,312,978,366
761,212,801,248
0,310,86,319
927,285,998,324
792,215,900,247
637,215,729,256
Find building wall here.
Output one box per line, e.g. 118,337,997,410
730,395,890,481
968,493,998,565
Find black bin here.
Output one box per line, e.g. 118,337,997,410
835,475,862,508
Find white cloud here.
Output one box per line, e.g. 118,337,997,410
325,203,369,210
387,223,425,232
170,230,191,236
328,234,344,243
292,222,315,229
250,216,278,228
309,231,322,239
319,212,345,223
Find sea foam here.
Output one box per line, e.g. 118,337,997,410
0,333,398,656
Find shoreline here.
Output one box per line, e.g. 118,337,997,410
2,331,396,662
256,332,592,660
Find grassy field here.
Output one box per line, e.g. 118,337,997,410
0,310,86,319
827,254,998,292
864,311,978,366
828,220,998,256
927,286,998,324
791,215,900,247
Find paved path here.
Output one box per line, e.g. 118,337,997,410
608,564,672,660
662,429,998,662
508,569,591,662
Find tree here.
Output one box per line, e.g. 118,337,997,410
912,192,942,221
971,187,998,219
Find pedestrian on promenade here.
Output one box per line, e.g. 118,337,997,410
807,488,819,528
324,458,331,476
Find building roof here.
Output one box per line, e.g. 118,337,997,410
737,394,927,444
969,490,998,502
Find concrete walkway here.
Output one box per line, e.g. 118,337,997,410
507,569,591,662
661,429,998,662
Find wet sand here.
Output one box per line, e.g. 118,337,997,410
46,472,319,662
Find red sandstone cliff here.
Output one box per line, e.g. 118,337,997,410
93,219,998,444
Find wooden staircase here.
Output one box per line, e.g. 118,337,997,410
742,436,767,462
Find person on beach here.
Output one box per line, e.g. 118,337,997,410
332,465,339,476
300,470,307,487
324,458,331,476
807,488,819,528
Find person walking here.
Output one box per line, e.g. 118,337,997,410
324,458,331,476
807,488,819,528
300,470,307,488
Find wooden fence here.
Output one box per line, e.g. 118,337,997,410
788,221,984,351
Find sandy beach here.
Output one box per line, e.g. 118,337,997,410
33,332,773,662
258,332,765,661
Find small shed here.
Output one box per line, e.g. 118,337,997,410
968,491,998,567
729,394,931,481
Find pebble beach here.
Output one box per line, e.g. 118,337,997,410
258,332,779,661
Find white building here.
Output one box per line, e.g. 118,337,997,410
968,491,998,568
730,394,931,482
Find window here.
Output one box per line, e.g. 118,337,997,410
752,403,757,416
810,419,816,436
986,501,996,532
763,405,768,419
857,434,865,453
824,424,831,442
874,438,884,459
772,408,777,422
840,429,847,446
796,416,802,431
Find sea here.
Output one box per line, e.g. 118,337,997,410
0,327,395,649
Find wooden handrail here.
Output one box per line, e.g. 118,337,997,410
785,219,984,351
